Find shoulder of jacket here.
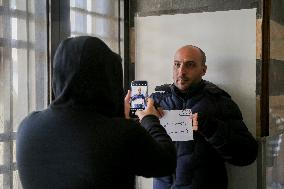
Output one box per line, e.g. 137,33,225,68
203,81,243,118
151,84,172,99
23,111,42,121
154,84,172,93
17,111,42,133
203,80,231,98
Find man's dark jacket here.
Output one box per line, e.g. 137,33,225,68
151,81,258,189
16,36,176,189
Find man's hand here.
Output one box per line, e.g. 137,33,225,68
156,107,165,117
192,113,198,131
124,90,131,119
135,98,162,121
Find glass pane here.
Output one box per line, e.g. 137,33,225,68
94,17,116,38
0,16,3,38
87,15,92,34
0,143,3,165
70,11,87,34
11,0,26,11
0,47,4,134
11,17,28,42
92,0,114,15
16,18,27,42
10,0,16,9
13,171,22,189
11,18,17,40
12,48,29,132
27,49,36,111
28,0,35,15
70,10,76,32
13,141,16,163
70,0,75,7
0,174,3,189
267,0,284,188
87,0,92,11
70,0,121,54
71,0,87,9
0,105,3,133
266,134,284,189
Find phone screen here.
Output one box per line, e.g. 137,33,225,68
130,80,148,118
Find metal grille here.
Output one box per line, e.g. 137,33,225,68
70,0,123,54
0,0,47,188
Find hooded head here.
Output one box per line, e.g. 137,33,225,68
51,36,124,117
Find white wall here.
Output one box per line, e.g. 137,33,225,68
135,9,257,189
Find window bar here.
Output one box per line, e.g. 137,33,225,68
2,0,13,188
34,0,48,110
26,0,30,114
123,0,130,89
118,0,121,56
47,0,52,105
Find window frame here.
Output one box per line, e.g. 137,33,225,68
0,0,48,188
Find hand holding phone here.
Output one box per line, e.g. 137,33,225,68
130,80,148,118
135,97,161,120
124,90,131,119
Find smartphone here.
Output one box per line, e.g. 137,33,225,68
130,80,148,118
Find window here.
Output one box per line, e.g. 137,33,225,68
70,0,123,55
0,0,47,188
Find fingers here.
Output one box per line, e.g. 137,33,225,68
124,90,131,119
146,98,164,118
192,113,198,131
135,109,144,122
129,97,163,120
124,90,131,103
157,107,164,117
146,97,154,107
135,98,159,120
192,125,198,131
192,113,198,121
135,109,142,117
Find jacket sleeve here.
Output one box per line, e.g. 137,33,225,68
126,115,177,177
197,97,258,166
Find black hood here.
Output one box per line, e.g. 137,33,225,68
51,36,124,117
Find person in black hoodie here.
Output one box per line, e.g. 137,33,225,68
152,45,258,189
16,36,176,189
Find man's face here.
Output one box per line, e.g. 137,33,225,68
173,46,207,92
137,87,141,94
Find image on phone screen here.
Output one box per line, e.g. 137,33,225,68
130,81,148,117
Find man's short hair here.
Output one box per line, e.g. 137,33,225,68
191,45,206,65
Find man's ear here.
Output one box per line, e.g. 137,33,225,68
202,65,207,76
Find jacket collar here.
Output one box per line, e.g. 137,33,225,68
171,80,205,100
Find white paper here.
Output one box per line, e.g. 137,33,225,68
160,109,193,141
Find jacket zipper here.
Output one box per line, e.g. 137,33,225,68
170,84,188,110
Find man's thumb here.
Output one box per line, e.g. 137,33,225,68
147,98,154,107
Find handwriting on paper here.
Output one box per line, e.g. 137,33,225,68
160,109,193,141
